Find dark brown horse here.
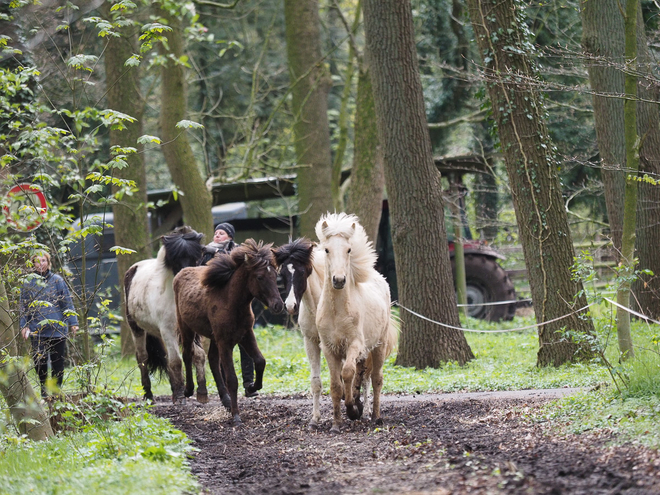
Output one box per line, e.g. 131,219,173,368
173,239,284,424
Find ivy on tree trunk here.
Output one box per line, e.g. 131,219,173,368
466,0,596,366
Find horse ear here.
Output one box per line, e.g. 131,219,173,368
244,254,249,263
351,223,356,233
322,221,328,231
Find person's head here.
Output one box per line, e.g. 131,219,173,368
213,222,235,244
30,251,51,274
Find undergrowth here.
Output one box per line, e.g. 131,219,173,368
0,407,197,494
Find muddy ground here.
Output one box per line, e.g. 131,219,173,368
155,390,660,494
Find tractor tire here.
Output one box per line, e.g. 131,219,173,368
454,255,517,322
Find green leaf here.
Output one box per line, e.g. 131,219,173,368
175,120,204,130
137,135,161,144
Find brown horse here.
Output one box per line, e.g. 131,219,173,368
173,239,284,424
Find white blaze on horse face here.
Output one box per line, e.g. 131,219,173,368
285,263,297,313
325,235,351,289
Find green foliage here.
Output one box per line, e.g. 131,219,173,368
0,411,198,494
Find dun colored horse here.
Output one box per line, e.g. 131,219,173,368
124,226,207,403
173,239,284,424
315,213,398,433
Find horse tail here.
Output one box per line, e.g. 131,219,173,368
383,311,400,358
145,334,169,377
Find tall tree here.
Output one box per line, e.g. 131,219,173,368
102,1,151,357
346,52,384,245
158,3,214,239
0,276,53,441
283,0,334,238
466,0,596,366
362,0,473,367
582,0,660,323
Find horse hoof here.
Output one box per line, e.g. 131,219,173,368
356,400,364,418
346,404,360,421
232,415,242,426
197,392,209,404
373,417,383,426
172,396,186,405
308,420,319,431
330,425,341,434
221,394,231,411
184,389,194,398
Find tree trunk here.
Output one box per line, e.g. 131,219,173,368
0,275,53,440
467,0,596,366
158,5,214,240
616,0,640,359
102,1,150,357
283,0,334,239
363,0,473,367
582,1,660,321
346,58,384,244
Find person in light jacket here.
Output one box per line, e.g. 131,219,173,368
200,223,258,397
20,251,78,397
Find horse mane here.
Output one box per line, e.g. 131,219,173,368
202,238,276,289
161,226,205,275
315,212,377,284
273,237,315,275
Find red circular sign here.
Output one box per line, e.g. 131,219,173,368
3,183,48,231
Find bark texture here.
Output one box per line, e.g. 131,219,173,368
103,2,150,357
283,0,334,238
363,0,473,367
346,58,384,245
582,0,660,320
0,276,53,440
158,6,214,240
467,0,596,366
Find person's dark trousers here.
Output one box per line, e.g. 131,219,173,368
239,345,254,388
31,337,67,396
219,344,255,394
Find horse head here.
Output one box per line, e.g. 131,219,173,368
316,212,377,290
162,226,205,275
234,239,284,314
273,238,315,315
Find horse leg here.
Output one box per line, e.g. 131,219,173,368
208,338,231,410
162,328,185,404
219,344,241,424
342,342,362,421
303,334,322,429
353,357,368,419
192,336,208,403
369,346,386,425
361,355,373,421
239,329,265,395
325,352,344,434
179,325,196,399
132,327,152,401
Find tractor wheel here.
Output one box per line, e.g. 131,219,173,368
455,255,517,322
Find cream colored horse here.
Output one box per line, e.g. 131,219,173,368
314,212,397,433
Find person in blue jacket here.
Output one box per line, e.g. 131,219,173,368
20,251,78,397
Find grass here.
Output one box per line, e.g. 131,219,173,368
0,409,197,494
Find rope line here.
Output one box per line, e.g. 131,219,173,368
394,301,594,333
457,298,531,308
603,297,660,325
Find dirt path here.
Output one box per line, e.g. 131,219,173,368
154,390,660,494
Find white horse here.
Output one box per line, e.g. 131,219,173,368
314,212,397,433
124,226,207,403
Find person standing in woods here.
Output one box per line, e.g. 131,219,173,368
20,251,78,398
201,223,258,397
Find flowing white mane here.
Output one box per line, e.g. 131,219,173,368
315,212,377,284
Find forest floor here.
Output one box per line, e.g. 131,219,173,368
154,389,660,494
